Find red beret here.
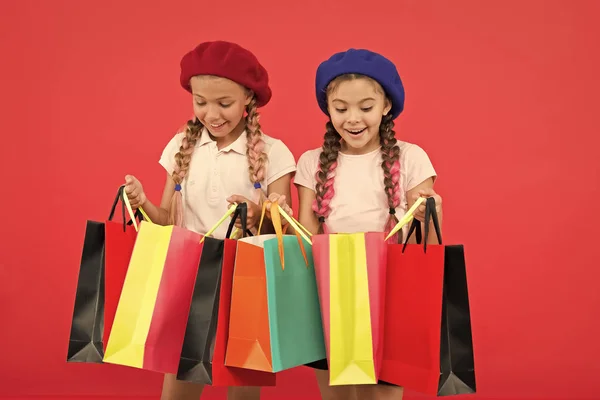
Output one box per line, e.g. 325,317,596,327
180,41,272,107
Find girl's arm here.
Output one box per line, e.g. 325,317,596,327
405,177,443,245
137,173,174,226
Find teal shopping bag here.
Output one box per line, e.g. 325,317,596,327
264,233,326,372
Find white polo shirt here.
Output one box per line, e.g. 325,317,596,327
159,128,296,238
294,141,436,238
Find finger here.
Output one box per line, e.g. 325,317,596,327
125,175,135,185
227,195,248,204
414,208,425,218
124,181,138,195
277,195,287,206
413,209,426,221
128,186,140,199
267,193,280,202
419,188,436,197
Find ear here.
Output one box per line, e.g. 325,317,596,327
383,97,392,116
245,90,254,106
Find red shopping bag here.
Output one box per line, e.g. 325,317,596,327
380,198,476,396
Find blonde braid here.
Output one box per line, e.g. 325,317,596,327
245,96,268,203
169,118,203,226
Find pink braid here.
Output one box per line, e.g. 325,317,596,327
380,114,402,243
313,121,341,233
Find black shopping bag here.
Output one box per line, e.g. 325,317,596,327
66,186,141,363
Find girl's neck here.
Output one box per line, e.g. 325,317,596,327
212,118,246,150
340,135,380,155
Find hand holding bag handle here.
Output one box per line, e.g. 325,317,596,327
384,197,426,242
109,185,153,232
401,197,442,253
257,201,313,270
198,202,253,243
225,203,253,239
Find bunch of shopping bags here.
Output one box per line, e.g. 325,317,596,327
67,186,476,396
311,197,477,395
67,186,325,387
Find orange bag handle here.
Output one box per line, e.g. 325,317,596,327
268,202,309,271
258,200,289,236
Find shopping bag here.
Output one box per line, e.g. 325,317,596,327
177,203,275,386
311,230,387,385
103,205,225,373
225,203,325,373
380,197,476,396
103,198,143,353
265,205,326,372
67,186,143,363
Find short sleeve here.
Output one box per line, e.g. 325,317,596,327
294,149,320,190
403,144,437,191
158,132,185,175
265,139,297,185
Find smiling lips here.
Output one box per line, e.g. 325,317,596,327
345,127,366,135
209,121,227,129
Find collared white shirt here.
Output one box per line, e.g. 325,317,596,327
159,128,296,238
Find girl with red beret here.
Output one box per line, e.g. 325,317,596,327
273,48,443,400
124,40,296,400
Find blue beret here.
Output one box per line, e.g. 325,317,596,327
315,49,405,119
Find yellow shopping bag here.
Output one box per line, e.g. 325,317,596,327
312,232,387,385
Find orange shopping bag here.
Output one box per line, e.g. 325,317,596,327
224,203,315,372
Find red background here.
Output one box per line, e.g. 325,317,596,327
1,0,599,399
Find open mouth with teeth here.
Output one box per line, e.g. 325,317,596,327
345,128,366,135
210,122,227,128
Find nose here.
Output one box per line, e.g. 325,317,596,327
347,109,361,124
204,104,221,121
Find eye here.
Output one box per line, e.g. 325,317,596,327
361,106,373,112
195,101,206,107
335,108,347,113
220,103,233,108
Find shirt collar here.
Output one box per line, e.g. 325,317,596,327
197,127,247,155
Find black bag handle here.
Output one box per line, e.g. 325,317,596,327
225,203,253,239
402,197,442,252
107,185,143,232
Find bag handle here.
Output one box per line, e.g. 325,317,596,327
109,185,152,232
256,201,312,244
401,197,443,253
225,203,252,239
277,206,313,243
384,196,425,242
269,203,310,270
258,200,285,236
200,202,251,243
